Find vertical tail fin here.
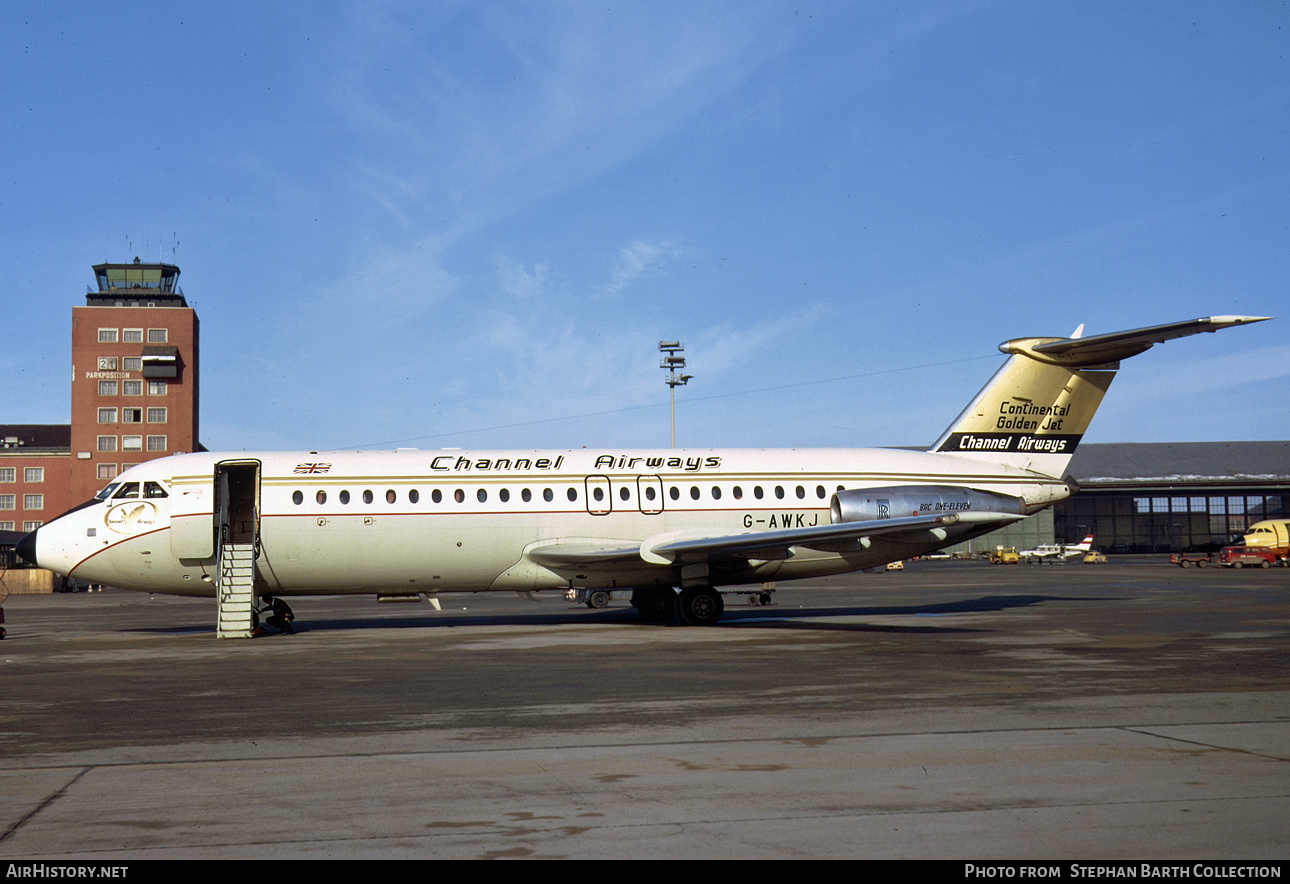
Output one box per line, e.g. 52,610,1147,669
931,315,1270,478
931,353,1115,478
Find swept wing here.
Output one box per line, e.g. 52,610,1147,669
526,509,1025,570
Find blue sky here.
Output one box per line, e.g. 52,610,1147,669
2,1,1286,453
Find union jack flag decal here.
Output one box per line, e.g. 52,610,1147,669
294,462,332,474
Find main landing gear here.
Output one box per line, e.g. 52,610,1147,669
631,586,725,626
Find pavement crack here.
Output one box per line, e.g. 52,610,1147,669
1119,726,1290,763
0,766,92,844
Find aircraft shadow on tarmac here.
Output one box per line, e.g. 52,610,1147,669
721,593,1112,634
135,592,1110,636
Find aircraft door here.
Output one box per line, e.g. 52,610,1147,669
216,461,261,549
170,482,215,559
637,475,664,514
584,476,612,515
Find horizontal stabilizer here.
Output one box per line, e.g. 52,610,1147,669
1003,315,1271,367
933,314,1271,478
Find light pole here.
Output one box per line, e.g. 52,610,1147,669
659,341,692,448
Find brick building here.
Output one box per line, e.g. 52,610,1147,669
0,425,71,534
70,259,200,502
3,259,202,529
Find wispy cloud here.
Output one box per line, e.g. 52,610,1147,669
1115,342,1290,402
495,256,554,301
314,4,793,237
692,306,833,378
599,240,682,298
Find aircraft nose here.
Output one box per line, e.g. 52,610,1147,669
16,529,38,566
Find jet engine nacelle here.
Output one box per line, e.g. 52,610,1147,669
830,485,1025,524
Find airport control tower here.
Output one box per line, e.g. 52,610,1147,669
69,258,200,501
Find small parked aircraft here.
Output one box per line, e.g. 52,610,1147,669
1020,534,1095,561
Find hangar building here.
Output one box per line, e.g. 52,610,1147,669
1055,441,1290,553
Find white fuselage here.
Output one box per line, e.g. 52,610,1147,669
32,446,1068,598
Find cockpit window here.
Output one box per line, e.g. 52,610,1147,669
144,481,169,499
113,482,141,499
95,483,121,501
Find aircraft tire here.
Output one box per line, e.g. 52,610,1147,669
678,586,724,627
586,590,611,609
632,588,677,623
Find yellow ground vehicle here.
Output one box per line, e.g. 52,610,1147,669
1083,551,1107,564
991,547,1019,564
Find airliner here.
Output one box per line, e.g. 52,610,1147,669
17,315,1268,631
1020,534,1095,562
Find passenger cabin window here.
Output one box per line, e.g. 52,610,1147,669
409,490,420,504
432,489,442,503
340,490,351,505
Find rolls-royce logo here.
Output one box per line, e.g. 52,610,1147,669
105,501,158,534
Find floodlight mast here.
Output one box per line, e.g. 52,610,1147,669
658,341,691,448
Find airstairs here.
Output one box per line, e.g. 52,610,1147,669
214,461,262,639
216,539,257,638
